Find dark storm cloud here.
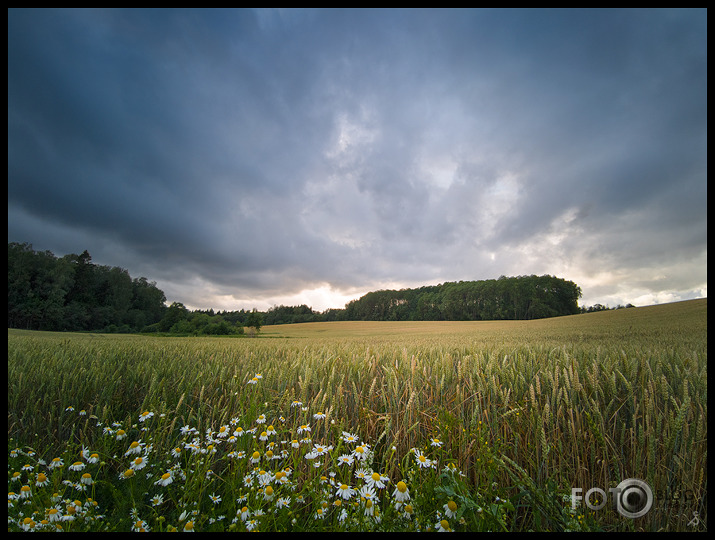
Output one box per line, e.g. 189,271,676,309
8,8,707,310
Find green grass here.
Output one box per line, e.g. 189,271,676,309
7,299,707,531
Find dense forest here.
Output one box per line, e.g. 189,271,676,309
10,242,598,334
340,275,582,321
9,242,166,332
7,242,255,335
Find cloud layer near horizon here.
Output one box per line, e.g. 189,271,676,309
8,9,707,311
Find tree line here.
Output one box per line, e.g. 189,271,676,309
339,275,582,321
261,280,631,323
8,242,258,335
9,243,592,334
9,242,166,332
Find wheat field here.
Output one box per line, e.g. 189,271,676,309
7,299,707,532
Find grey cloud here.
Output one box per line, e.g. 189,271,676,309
8,9,707,310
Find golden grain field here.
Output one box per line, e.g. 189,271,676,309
7,299,707,532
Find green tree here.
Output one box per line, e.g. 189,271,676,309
245,309,263,334
7,242,74,330
131,277,167,328
159,302,189,332
107,266,133,326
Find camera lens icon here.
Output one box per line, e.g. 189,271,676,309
615,478,653,518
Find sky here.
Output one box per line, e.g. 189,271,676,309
8,8,708,312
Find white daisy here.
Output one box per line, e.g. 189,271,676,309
335,483,356,500
392,481,411,503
